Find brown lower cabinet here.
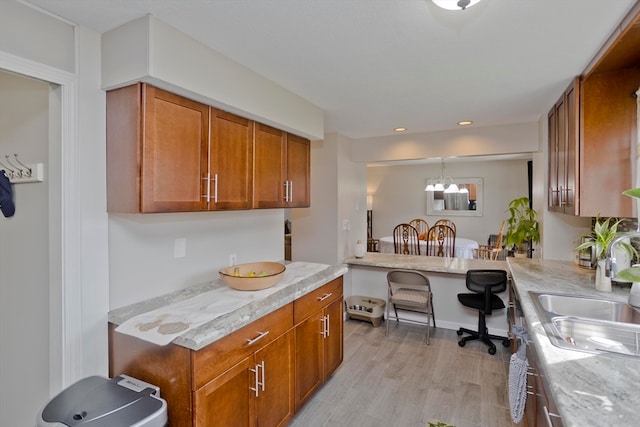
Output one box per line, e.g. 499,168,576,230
109,277,343,427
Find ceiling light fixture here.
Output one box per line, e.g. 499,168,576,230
425,158,459,192
394,127,407,132
432,0,482,11
457,120,473,126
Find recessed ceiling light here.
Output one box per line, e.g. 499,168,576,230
394,127,407,132
457,121,473,126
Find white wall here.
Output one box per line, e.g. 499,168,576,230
109,210,285,309
0,70,51,427
368,158,531,246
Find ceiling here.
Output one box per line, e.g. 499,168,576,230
20,0,637,140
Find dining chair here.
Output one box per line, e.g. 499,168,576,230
475,221,506,260
433,219,456,234
385,269,436,344
392,223,421,255
409,218,429,240
425,224,456,257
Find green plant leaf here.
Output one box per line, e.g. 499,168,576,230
616,266,640,282
622,188,640,199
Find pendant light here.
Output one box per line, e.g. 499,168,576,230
425,158,458,193
432,0,482,11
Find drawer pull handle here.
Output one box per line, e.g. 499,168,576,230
246,330,270,346
318,293,333,302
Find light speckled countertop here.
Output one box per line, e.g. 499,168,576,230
345,252,508,274
108,262,347,350
507,257,640,427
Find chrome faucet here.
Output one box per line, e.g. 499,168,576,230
605,230,640,279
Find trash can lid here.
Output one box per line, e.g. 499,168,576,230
37,375,167,427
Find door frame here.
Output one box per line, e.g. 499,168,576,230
0,50,81,394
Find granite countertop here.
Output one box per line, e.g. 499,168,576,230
507,257,640,427
345,252,509,274
108,261,348,350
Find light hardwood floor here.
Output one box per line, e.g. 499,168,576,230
289,319,522,427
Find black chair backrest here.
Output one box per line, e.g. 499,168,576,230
466,269,507,314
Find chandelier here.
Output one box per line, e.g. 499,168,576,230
432,0,483,11
425,158,460,193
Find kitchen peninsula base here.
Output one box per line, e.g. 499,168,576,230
346,253,510,336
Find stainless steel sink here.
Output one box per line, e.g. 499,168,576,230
534,292,640,324
529,291,640,358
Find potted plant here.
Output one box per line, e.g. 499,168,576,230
611,188,640,303
574,215,637,292
505,197,540,257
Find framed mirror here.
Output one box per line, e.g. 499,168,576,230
425,177,483,217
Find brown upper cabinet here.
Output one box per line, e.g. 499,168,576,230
107,83,309,213
548,78,579,215
253,123,310,209
548,5,640,218
107,83,209,213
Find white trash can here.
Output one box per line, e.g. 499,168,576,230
36,374,167,427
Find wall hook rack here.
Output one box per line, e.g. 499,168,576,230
0,154,44,184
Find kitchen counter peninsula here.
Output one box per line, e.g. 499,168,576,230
345,252,510,334
508,257,640,427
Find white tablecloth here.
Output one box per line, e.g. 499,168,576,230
378,236,479,259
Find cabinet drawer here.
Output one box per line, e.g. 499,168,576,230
294,277,343,324
192,302,293,389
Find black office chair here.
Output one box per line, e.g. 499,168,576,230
456,269,511,355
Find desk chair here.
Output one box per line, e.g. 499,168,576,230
385,270,436,344
457,269,510,355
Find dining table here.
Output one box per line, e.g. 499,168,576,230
377,236,479,259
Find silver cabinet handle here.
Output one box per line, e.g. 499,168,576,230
246,330,270,346
213,173,218,203
249,364,259,397
289,180,293,202
325,314,330,338
543,405,561,426
318,293,333,302
283,181,289,202
202,173,211,202
320,316,327,337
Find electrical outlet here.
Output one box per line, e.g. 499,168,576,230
174,238,186,258
229,253,237,266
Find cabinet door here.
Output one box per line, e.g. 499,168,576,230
253,123,287,208
324,297,344,379
286,134,311,207
294,310,324,410
547,106,560,211
555,95,567,212
194,356,255,427
255,330,295,427
209,108,254,210
141,85,209,212
563,81,579,215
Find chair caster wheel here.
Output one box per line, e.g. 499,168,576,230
456,329,463,336
488,347,496,355
458,340,466,347
502,339,510,347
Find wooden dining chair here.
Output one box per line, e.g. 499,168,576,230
426,224,456,257
409,218,429,240
475,221,506,260
433,219,456,234
393,223,421,255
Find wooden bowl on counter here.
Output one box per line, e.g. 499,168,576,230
219,262,286,291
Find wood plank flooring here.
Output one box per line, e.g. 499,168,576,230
289,319,522,427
